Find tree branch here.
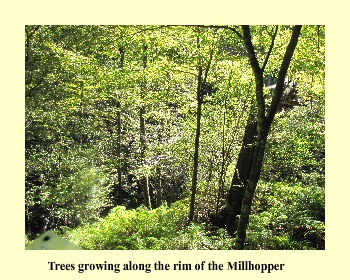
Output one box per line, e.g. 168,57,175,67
241,26,262,76
261,25,278,72
241,25,265,118
267,25,302,123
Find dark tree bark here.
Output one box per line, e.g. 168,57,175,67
140,43,151,210
224,115,257,233
233,25,302,249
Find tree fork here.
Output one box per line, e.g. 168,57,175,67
234,25,302,249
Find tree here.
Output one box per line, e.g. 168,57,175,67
188,27,218,222
230,25,302,249
139,42,152,209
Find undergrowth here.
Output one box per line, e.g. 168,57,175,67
65,200,234,250
58,181,324,250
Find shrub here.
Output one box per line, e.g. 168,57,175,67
66,201,234,250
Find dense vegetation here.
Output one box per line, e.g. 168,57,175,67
25,25,325,250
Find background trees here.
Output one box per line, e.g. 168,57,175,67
25,25,325,250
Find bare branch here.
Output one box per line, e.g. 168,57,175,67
261,25,278,72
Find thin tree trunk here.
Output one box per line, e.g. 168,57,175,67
189,65,203,222
140,98,151,209
140,43,151,210
188,28,215,222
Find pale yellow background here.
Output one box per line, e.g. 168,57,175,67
1,0,347,279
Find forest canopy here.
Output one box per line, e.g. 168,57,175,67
25,25,325,250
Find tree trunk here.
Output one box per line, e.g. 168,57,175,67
224,115,257,233
140,99,151,209
235,115,269,249
189,65,203,222
140,43,151,210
